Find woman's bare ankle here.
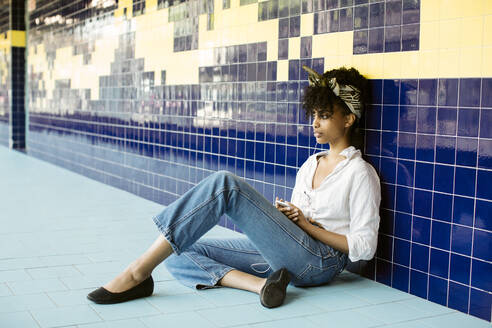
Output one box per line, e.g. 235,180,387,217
128,260,151,283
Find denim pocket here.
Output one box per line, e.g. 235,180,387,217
294,262,338,286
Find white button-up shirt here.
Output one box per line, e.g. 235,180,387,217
290,146,381,262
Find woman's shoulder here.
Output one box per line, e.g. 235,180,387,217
349,155,380,186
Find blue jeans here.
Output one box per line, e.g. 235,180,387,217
152,170,348,288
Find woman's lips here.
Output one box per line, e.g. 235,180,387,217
314,132,322,138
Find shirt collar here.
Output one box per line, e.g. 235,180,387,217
315,146,361,161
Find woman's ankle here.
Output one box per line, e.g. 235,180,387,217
128,260,152,283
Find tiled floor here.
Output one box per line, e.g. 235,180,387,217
0,147,490,328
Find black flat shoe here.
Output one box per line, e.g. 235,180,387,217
260,268,291,308
87,276,154,304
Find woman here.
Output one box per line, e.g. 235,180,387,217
87,66,380,308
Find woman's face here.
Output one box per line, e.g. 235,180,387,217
312,105,352,145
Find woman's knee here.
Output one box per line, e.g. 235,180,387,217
210,170,240,187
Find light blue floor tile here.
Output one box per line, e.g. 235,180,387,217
140,312,216,328
74,261,129,276
0,294,56,313
384,321,433,328
8,278,68,295
197,287,258,307
0,146,489,327
0,257,44,270
252,297,325,320
0,269,32,283
60,274,111,290
197,304,273,327
27,266,83,279
47,289,94,307
90,298,159,320
150,266,174,282
0,311,40,327
38,255,92,267
147,293,216,313
153,280,195,295
418,312,492,328
77,318,147,328
344,284,416,304
249,317,319,328
308,308,385,328
31,305,101,327
0,283,12,296
355,301,433,325
301,291,371,311
396,297,456,317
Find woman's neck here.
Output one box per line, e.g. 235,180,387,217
327,139,351,158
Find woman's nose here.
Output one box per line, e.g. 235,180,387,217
312,117,319,128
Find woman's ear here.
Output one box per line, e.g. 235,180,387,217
344,113,356,128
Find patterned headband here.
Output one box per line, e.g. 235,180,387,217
302,65,362,119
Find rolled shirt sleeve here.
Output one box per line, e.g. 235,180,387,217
345,167,381,262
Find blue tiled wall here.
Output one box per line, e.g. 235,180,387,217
6,0,491,322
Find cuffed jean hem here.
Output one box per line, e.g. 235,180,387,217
152,214,183,256
195,267,236,290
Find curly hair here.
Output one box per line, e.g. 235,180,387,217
301,66,370,149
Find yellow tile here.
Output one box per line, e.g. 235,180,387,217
267,39,278,61
236,3,258,26
459,47,482,77
289,37,300,59
324,55,340,72
461,0,484,17
146,0,157,12
438,49,460,78
342,54,355,69
439,19,461,49
231,0,240,8
312,33,339,57
400,51,419,78
247,20,277,43
351,54,368,77
167,51,199,84
460,17,483,48
420,21,439,50
439,0,464,20
277,60,289,81
10,30,26,47
483,15,492,46
482,46,492,76
421,0,440,22
301,13,313,36
383,52,402,79
338,31,354,56
419,50,439,78
365,54,384,78
135,12,150,30
485,0,492,14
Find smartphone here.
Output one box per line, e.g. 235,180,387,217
275,199,291,209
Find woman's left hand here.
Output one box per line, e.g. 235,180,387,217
276,198,309,228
